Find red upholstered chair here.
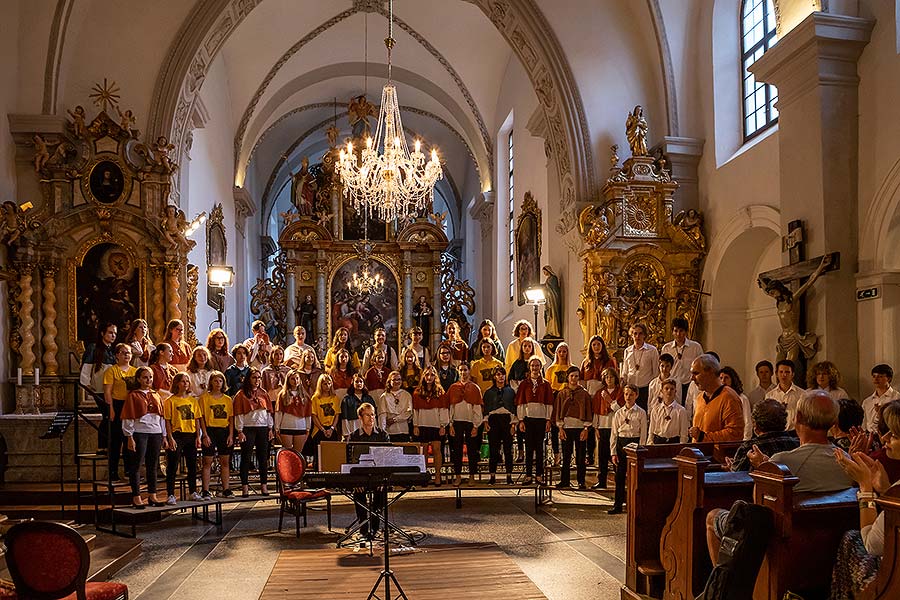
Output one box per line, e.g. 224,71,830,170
275,448,332,537
3,520,128,600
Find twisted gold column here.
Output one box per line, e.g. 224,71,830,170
166,262,182,322
152,266,165,341
17,264,35,375
41,264,59,375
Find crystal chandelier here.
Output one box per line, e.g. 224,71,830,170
348,204,385,297
338,0,443,223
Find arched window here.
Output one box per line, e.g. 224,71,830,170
741,0,778,140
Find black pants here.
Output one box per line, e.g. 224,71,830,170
560,428,587,485
239,426,269,486
586,427,596,465
451,421,480,476
93,395,109,451
597,428,611,483
679,383,690,406
653,435,680,444
550,423,560,455
516,429,525,456
487,414,513,474
636,386,649,411
107,399,127,477
613,437,639,508
390,433,411,443
166,431,198,496
523,417,547,478
130,432,162,497
353,490,383,538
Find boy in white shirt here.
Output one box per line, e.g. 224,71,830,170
649,379,689,444
649,354,682,411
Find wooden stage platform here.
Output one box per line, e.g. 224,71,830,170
259,543,547,599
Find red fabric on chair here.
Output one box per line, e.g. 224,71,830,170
275,448,332,537
3,521,128,600
275,448,305,488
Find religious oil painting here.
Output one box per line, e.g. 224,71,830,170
330,258,399,356
88,160,125,204
515,191,542,305
76,242,141,343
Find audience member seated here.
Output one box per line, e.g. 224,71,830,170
706,390,853,561
688,354,744,443
829,397,864,451
831,400,900,598
725,399,798,472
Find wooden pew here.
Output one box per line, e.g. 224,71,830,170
622,441,742,600
750,462,858,600
861,483,900,599
659,447,755,600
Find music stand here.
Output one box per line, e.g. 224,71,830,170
350,466,421,600
40,411,75,517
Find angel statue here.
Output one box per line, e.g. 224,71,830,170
348,94,377,139
625,105,648,157
33,135,51,172
161,205,195,252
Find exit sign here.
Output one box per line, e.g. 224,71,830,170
857,287,879,301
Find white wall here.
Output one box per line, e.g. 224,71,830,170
186,56,241,343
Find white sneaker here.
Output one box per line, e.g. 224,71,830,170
190,491,203,501
166,495,177,505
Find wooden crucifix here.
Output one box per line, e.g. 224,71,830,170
757,220,840,383
688,280,711,339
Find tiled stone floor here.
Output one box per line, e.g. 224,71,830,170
117,487,626,600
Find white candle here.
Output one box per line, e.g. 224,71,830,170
16,368,21,386
35,368,39,386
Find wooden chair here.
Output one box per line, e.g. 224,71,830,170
274,448,332,537
2,520,128,600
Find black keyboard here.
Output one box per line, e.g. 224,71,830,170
305,470,430,489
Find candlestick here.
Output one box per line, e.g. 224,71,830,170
35,368,39,386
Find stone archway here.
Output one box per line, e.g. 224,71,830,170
703,205,781,379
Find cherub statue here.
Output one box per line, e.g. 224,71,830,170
33,135,50,172
67,105,88,138
153,136,176,173
314,210,333,228
0,201,26,247
326,123,340,148
430,211,447,229
161,205,194,252
625,105,648,157
116,107,136,135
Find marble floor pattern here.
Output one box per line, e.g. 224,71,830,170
116,486,628,600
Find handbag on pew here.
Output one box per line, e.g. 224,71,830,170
696,499,775,600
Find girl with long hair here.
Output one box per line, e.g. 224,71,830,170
361,327,399,372
186,345,214,396
275,370,311,452
379,371,414,443
162,319,191,371
398,346,422,394
103,343,137,480
122,366,167,508
149,343,178,398
297,347,323,405
309,373,341,460
80,322,118,454
224,345,251,397
544,342,572,466
124,319,154,367
233,368,273,496
327,348,356,401
413,366,448,485
205,328,234,373
324,326,361,371
163,373,202,503
261,345,290,403
469,319,504,363
408,326,432,368
719,366,753,441
199,371,233,498
581,335,617,396
443,320,469,365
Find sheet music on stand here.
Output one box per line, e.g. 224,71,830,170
40,411,74,440
341,446,425,473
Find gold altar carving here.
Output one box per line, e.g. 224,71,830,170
186,263,199,346
577,111,706,354
6,81,188,401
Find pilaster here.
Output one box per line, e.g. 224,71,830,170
750,11,873,392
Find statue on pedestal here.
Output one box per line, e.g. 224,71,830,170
297,294,317,338
291,157,316,216
542,265,562,339
625,105,648,157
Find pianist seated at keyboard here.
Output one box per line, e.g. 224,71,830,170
348,402,390,539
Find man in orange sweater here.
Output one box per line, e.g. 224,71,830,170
688,354,744,442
